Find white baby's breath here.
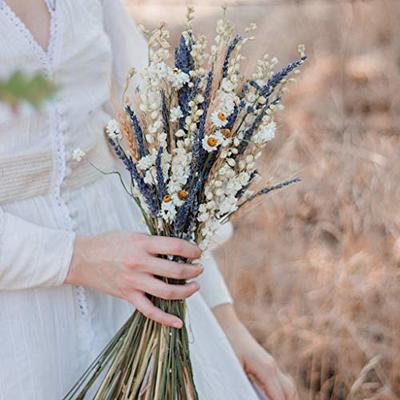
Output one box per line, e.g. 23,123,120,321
170,106,183,122
253,121,276,144
160,200,177,223
106,119,122,140
72,148,86,162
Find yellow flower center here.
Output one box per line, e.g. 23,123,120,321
163,194,172,202
173,67,179,74
218,112,226,121
178,190,188,200
207,137,218,147
221,128,232,138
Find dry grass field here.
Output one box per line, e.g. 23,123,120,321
127,1,400,398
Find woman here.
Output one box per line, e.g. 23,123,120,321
0,0,297,399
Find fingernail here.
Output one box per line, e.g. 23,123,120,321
173,320,183,329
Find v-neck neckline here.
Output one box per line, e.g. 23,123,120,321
0,0,57,67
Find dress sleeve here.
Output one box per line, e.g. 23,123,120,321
196,222,234,308
0,207,75,290
101,0,148,103
102,0,234,309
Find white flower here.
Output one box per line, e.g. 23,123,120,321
220,78,235,92
106,119,122,140
175,129,185,138
211,110,228,128
144,169,156,185
160,201,177,223
137,153,156,171
218,196,238,215
253,121,276,144
168,147,191,193
217,91,237,115
238,172,251,186
72,148,86,162
245,91,257,103
169,68,190,89
202,132,223,152
197,204,209,222
170,106,183,122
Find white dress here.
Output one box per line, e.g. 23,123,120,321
0,1,261,399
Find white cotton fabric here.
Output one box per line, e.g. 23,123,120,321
0,0,261,398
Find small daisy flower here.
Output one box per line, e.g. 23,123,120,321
172,190,188,206
170,106,183,122
202,132,223,152
220,128,233,147
211,111,228,128
72,148,86,162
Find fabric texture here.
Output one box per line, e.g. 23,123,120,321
0,0,260,398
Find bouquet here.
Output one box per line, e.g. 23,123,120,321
64,7,306,400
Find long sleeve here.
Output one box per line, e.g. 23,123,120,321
102,0,148,104
0,207,75,290
102,0,234,309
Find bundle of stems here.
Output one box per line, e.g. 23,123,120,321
63,277,198,400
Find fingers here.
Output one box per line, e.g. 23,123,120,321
144,236,202,260
251,361,286,400
128,291,183,328
135,273,200,300
143,257,204,280
279,373,298,400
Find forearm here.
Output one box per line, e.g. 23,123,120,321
212,303,238,325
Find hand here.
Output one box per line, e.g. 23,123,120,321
66,231,203,328
213,304,298,400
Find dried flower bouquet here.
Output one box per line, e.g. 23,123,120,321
64,7,306,400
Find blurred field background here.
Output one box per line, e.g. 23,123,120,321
126,1,400,398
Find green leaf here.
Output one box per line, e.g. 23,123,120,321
0,71,57,110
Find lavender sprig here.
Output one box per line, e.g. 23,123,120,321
161,91,171,151
176,33,195,130
258,56,307,98
175,33,194,74
189,71,213,181
108,137,158,216
107,137,133,172
129,162,159,216
126,105,146,158
222,34,241,79
236,97,281,155
220,177,301,224
227,104,239,128
256,177,301,196
156,147,166,202
174,175,203,233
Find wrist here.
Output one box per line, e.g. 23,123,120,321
65,235,91,285
212,303,243,332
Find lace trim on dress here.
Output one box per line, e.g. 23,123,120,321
45,5,91,320
0,0,53,72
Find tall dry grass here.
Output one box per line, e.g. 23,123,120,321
128,1,400,398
